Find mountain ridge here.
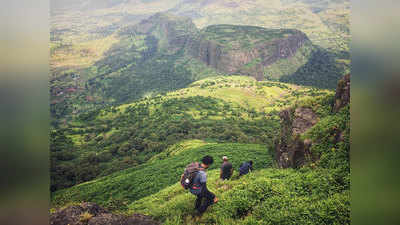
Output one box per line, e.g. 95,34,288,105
51,12,343,121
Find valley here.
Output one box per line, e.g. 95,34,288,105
50,1,351,224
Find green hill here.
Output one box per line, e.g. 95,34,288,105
50,13,345,120
129,87,350,225
51,142,273,207
51,76,350,225
130,169,349,225
50,76,330,192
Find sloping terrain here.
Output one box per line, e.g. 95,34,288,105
50,12,346,120
127,77,350,225
51,77,350,225
50,202,159,225
130,169,349,225
51,142,273,207
50,75,350,225
51,76,330,192
51,0,350,52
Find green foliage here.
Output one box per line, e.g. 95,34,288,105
201,25,299,49
280,48,347,89
302,105,350,189
51,77,350,224
50,15,344,121
50,76,329,192
51,142,272,207
129,169,349,225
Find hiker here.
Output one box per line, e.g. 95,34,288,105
220,156,233,180
239,160,253,176
180,155,218,215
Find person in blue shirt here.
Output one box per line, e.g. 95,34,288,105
239,160,253,176
190,155,218,214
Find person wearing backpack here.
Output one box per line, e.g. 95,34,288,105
180,155,218,215
239,160,253,176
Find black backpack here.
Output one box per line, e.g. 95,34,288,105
180,162,203,189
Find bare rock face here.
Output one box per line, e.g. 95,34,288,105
334,74,350,112
275,108,318,168
274,74,351,168
292,107,319,135
197,30,310,81
50,202,159,225
186,25,311,81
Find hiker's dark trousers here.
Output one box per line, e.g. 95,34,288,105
195,186,215,214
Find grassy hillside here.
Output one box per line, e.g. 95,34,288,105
50,76,330,192
126,89,350,225
51,142,272,207
51,102,349,225
51,77,350,224
129,168,349,225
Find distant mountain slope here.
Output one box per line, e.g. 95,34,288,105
190,25,314,81
50,13,343,120
51,0,350,52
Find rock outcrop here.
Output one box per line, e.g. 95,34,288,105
130,15,313,81
333,74,350,112
275,74,350,168
274,107,318,168
190,25,312,81
50,202,159,225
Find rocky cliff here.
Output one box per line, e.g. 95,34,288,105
191,25,313,81
275,74,350,168
274,107,318,168
129,15,314,81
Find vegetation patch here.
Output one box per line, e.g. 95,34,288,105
51,142,272,208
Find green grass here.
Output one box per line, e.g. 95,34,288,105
149,139,209,162
51,142,272,207
50,76,331,192
51,84,350,224
201,25,298,49
129,168,349,225
125,94,350,225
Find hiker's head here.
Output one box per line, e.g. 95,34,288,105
201,155,214,168
222,156,228,161
249,160,253,165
